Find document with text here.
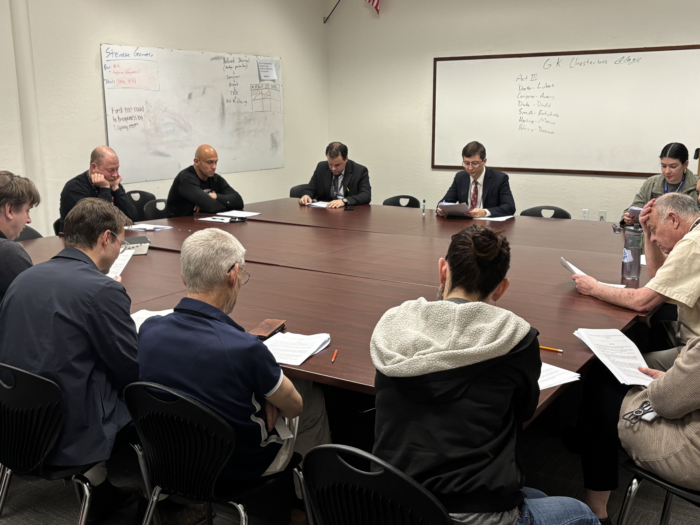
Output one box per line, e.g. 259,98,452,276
263,332,331,366
560,257,626,288
131,309,174,331
574,329,652,386
107,248,135,278
538,363,580,390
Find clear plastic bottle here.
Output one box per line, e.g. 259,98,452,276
621,226,642,280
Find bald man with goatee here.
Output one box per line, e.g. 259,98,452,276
166,145,244,217
59,146,138,232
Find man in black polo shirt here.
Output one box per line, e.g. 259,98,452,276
165,144,244,217
0,171,40,302
58,146,138,233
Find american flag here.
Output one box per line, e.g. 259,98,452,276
365,0,380,14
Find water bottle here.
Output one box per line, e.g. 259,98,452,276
621,226,642,280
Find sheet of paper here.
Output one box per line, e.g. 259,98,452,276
107,248,135,278
131,309,174,331
197,216,233,223
436,201,470,216
641,254,646,266
274,417,294,440
561,257,626,288
128,224,173,231
538,363,580,390
257,59,278,80
574,329,653,386
216,210,261,218
307,201,330,208
263,332,331,366
472,215,514,222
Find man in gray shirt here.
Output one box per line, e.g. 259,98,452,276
0,171,40,302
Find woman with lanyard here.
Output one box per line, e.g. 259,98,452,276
620,143,698,226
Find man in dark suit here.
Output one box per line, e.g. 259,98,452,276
438,141,516,218
299,142,371,208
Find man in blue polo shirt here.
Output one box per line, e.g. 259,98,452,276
138,228,329,521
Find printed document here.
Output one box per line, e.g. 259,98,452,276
128,224,173,231
437,202,470,216
574,329,652,386
263,332,331,366
306,201,331,208
216,210,261,218
131,309,174,332
560,257,626,288
538,363,580,390
473,215,514,222
107,248,135,278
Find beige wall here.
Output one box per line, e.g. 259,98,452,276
325,0,700,220
3,0,328,235
0,1,24,175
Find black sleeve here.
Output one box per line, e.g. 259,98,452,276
511,329,542,424
438,174,460,208
177,173,230,214
347,165,372,206
302,165,321,200
60,179,110,220
88,281,139,392
487,174,516,217
214,176,244,211
0,243,32,301
112,185,139,222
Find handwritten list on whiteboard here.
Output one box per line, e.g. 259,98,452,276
100,44,284,183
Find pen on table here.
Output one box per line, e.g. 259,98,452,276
540,346,563,354
332,349,338,363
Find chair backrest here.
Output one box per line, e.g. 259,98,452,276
15,226,43,241
520,205,571,219
383,195,421,208
126,191,157,222
143,199,168,221
304,445,452,525
0,363,63,474
623,460,700,507
290,184,309,198
124,382,236,500
53,218,61,236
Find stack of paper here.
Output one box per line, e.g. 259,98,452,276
128,224,173,231
473,215,514,222
131,309,174,331
574,329,652,386
560,257,626,288
216,210,261,218
538,363,580,390
263,332,331,366
437,202,470,216
306,201,330,208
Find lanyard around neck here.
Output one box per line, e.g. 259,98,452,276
665,175,685,194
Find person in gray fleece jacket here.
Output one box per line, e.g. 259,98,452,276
371,225,598,525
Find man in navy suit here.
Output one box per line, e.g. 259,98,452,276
299,142,371,208
438,142,516,218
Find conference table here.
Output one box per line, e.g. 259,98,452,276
20,199,650,419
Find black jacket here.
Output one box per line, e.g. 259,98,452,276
166,165,244,217
373,327,541,514
0,248,138,466
302,159,372,205
440,167,516,217
59,171,138,232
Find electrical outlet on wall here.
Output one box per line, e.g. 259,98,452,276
598,211,607,222
582,209,589,220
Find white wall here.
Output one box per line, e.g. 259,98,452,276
3,0,328,235
325,0,700,221
0,1,24,175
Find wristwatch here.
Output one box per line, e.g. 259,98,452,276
342,198,349,205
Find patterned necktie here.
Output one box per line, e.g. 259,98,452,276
470,180,478,211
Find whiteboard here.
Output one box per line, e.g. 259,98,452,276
101,44,284,183
432,46,700,175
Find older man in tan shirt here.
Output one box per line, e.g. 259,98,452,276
573,193,700,371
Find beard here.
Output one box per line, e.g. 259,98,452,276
436,283,445,301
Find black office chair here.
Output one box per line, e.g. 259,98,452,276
126,191,157,222
289,184,309,199
53,219,61,235
382,195,421,208
15,226,43,241
0,363,95,524
303,444,452,525
520,205,571,219
617,460,700,525
125,382,305,525
143,199,167,221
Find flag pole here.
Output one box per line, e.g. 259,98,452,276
323,0,342,23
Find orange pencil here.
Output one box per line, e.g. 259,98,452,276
540,346,563,354
332,349,338,363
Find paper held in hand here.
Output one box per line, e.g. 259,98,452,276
263,332,331,366
574,329,652,386
538,363,580,390
437,202,470,216
560,257,626,288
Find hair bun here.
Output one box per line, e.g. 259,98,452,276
471,228,502,262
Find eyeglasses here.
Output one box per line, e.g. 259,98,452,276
463,160,483,168
109,231,130,254
227,263,251,285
